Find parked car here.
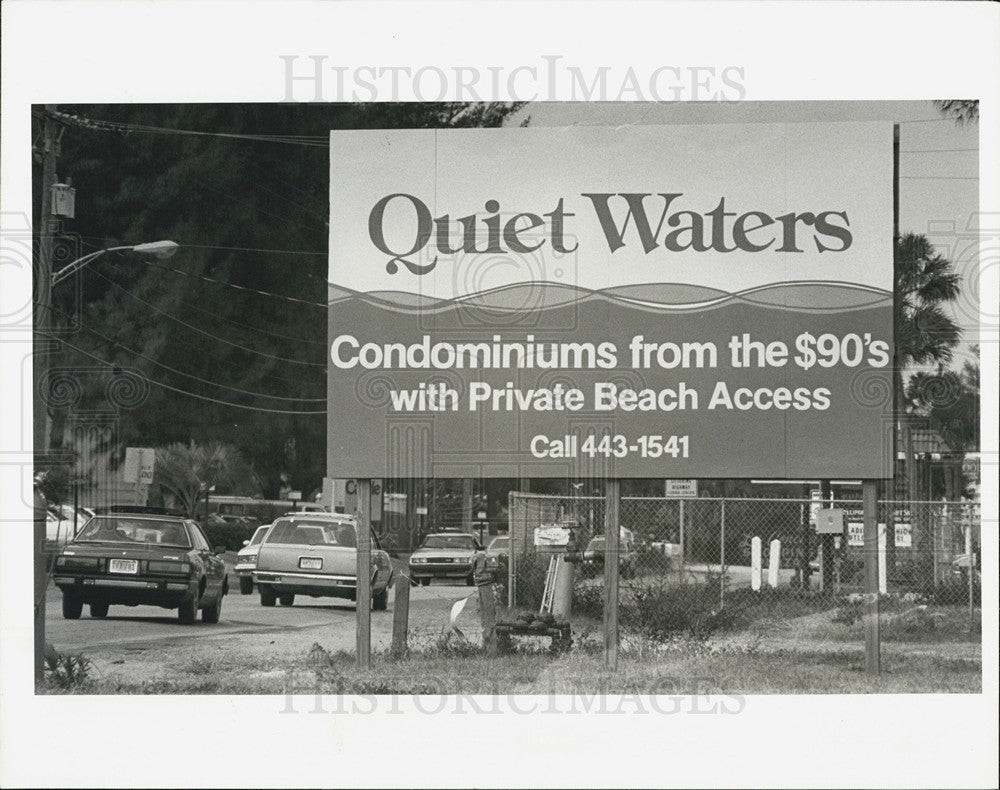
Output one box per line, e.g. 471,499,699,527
52,512,228,623
580,532,638,578
235,523,273,594
253,514,393,610
408,532,484,586
484,535,509,571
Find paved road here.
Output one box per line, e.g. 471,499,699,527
44,567,478,655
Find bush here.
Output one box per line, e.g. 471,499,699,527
930,575,980,607
201,521,256,552
573,583,604,619
622,581,740,641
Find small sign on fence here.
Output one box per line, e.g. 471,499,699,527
815,508,844,534
665,480,698,498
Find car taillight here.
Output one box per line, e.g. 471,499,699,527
147,561,191,575
55,556,99,568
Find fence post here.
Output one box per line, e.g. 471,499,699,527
719,500,726,609
965,521,974,624
604,480,620,671
390,566,410,659
678,498,685,585
355,478,372,670
507,491,515,607
862,479,880,675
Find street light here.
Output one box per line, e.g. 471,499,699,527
51,240,178,287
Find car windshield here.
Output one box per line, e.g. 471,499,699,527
422,534,477,550
586,537,605,550
266,519,357,547
75,516,191,547
488,537,509,550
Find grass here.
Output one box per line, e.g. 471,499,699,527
37,585,982,696
40,627,981,695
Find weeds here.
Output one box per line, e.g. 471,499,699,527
43,650,92,690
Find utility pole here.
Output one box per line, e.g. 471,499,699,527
33,104,59,684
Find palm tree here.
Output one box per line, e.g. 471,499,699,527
933,100,978,125
895,232,963,385
153,440,255,517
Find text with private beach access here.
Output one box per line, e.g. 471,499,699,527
382,381,832,413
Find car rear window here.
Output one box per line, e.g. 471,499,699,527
266,519,357,547
75,516,191,547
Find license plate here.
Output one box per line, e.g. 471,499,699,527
109,559,139,574
299,557,322,570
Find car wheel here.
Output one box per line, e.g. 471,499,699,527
202,593,223,623
178,590,200,624
279,593,295,607
372,587,389,611
259,585,276,607
239,576,254,595
409,575,419,587
466,572,475,587
420,578,430,587
62,594,82,620
89,602,109,618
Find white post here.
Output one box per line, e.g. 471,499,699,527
767,539,781,588
878,521,888,595
750,536,762,591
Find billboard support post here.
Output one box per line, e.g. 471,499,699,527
356,477,372,669
863,479,880,674
603,479,620,671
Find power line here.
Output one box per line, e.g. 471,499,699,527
67,238,327,346
136,258,327,308
43,301,326,402
44,108,330,147
899,176,978,180
86,266,327,367
47,333,327,415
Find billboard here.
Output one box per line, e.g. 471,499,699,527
328,124,893,478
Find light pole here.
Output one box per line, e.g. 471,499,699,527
51,240,178,287
34,236,177,684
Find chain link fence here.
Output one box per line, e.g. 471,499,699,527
507,492,982,626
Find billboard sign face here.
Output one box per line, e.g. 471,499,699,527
328,124,893,479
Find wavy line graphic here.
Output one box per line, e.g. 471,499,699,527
327,281,891,314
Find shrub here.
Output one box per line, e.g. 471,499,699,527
622,581,741,641
573,583,605,619
43,650,92,690
201,521,256,552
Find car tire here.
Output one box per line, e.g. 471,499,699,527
372,587,388,611
279,593,295,607
62,594,83,620
178,590,200,624
466,572,475,587
202,593,223,623
89,602,109,618
409,575,419,587
239,576,254,595
260,585,276,607
420,578,430,587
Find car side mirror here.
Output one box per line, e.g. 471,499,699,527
242,539,250,547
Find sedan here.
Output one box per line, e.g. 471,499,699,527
253,514,394,610
235,523,273,594
53,513,228,623
484,535,509,571
408,532,484,586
